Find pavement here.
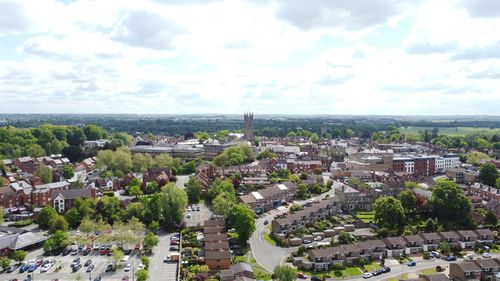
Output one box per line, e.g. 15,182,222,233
148,232,178,281
184,203,213,227
175,175,191,189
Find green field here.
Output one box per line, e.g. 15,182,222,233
420,268,439,275
355,211,375,223
400,126,500,136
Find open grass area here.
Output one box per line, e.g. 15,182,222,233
354,211,375,223
263,232,277,246
363,262,381,272
400,126,500,136
420,268,439,275
303,266,363,278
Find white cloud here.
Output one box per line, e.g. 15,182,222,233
0,0,499,115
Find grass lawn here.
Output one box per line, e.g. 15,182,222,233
363,262,381,272
354,211,375,223
420,268,438,275
343,267,363,277
263,232,277,246
233,255,248,264
303,267,363,278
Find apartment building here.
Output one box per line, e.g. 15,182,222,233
457,230,479,249
239,181,297,214
271,197,341,234
420,232,442,251
203,219,231,270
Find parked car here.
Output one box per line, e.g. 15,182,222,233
482,252,491,258
263,220,269,225
19,264,29,273
7,265,19,273
363,272,373,279
445,256,457,261
302,239,312,244
27,264,37,273
381,266,391,273
84,259,92,267
170,240,179,245
314,236,322,241
40,264,52,273
186,213,192,218
93,244,100,251
122,277,129,281
105,264,114,272
311,276,322,281
93,277,102,281
72,264,82,272
137,264,145,270
430,251,440,258
86,264,94,272
466,254,474,260
62,248,71,256
196,206,200,211
124,264,131,272
296,272,308,279
407,260,417,267
436,265,445,272
170,246,179,251
372,269,383,276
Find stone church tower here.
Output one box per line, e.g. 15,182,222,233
243,112,254,143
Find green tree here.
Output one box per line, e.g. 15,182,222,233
48,215,69,234
62,165,75,179
372,196,406,233
213,192,236,217
38,206,58,230
425,218,437,232
185,177,203,204
140,256,150,269
309,133,320,144
11,250,27,264
145,181,159,195
111,248,124,267
26,143,45,157
466,151,491,164
227,204,255,244
296,183,309,200
257,149,277,160
136,269,149,281
430,179,472,229
43,230,69,254
484,210,498,227
152,154,176,168
160,183,188,228
150,221,160,233
399,189,417,213
338,231,353,244
479,163,499,187
439,241,451,254
143,232,159,252
207,179,234,202
132,153,153,173
273,265,296,281
128,185,143,198
0,256,10,271
83,124,107,140
35,163,53,184
67,126,86,146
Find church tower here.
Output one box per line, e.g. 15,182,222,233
243,112,254,143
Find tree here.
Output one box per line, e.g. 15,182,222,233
207,179,234,202
430,179,472,229
185,177,203,204
83,124,107,140
439,241,451,255
128,185,143,198
67,126,86,146
150,220,160,233
48,215,69,234
143,232,159,252
38,206,58,230
132,153,153,173
11,250,27,264
35,163,53,184
43,230,69,254
61,165,75,179
152,154,176,168
145,181,159,195
466,151,491,164
227,204,255,244
141,256,150,269
400,189,417,213
257,149,277,160
136,269,149,281
0,256,10,271
26,143,45,157
213,192,236,217
484,210,498,227
296,183,309,200
309,133,320,144
338,231,353,244
372,196,406,233
479,163,499,187
273,265,296,281
425,218,437,232
160,183,188,228
111,248,124,267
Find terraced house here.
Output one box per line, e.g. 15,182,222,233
271,197,341,235
239,181,297,214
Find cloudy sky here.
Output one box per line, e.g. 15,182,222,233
1,0,499,115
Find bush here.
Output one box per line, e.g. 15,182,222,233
332,263,345,271
12,219,33,227
103,191,115,197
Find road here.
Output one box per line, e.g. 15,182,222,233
149,232,178,281
249,185,338,272
175,175,191,189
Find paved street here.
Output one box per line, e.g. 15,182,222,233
149,232,178,281
175,175,191,189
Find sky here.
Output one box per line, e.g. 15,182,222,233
0,0,500,115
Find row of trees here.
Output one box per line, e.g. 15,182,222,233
373,179,475,235
212,143,255,167
96,148,200,177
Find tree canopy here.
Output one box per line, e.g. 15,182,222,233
479,163,499,187
430,179,472,229
373,196,406,233
160,183,188,228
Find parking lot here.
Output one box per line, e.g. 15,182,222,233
184,203,213,227
2,246,146,281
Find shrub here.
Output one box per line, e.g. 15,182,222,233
12,219,33,227
332,263,345,271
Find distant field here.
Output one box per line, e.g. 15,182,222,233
400,126,500,136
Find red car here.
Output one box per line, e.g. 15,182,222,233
122,276,129,281
170,240,179,245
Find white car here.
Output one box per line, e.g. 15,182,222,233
482,252,491,258
187,214,192,218
363,272,373,279
124,264,131,272
314,236,322,241
40,264,52,273
137,264,145,270
187,207,192,212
